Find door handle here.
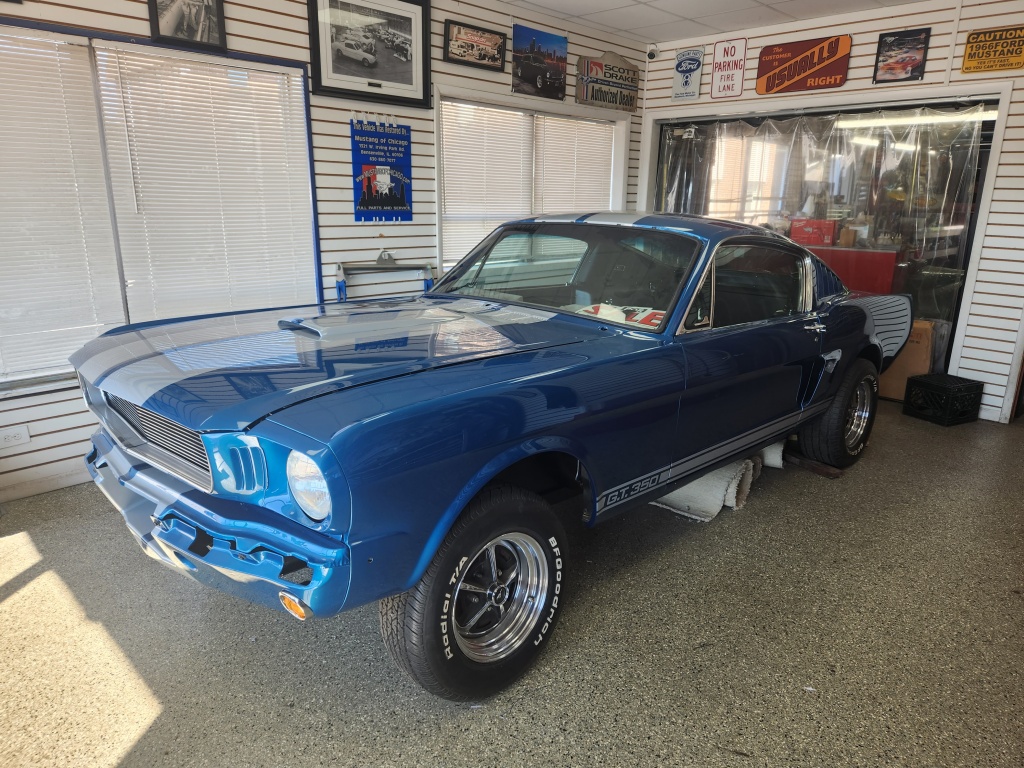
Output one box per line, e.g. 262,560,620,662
804,322,827,332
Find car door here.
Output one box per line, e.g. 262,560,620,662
674,238,823,463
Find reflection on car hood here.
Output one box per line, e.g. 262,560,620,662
71,296,600,431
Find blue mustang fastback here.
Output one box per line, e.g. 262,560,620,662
71,213,911,700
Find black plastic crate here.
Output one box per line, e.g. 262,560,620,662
902,373,983,426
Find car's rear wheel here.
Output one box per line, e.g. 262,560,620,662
799,357,879,468
379,485,566,701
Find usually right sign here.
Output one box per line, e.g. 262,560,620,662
962,24,1024,73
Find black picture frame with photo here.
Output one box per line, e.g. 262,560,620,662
308,0,430,109
443,19,506,73
872,28,931,84
147,0,227,54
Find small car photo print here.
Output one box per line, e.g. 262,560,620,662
512,23,567,100
443,19,506,72
328,1,414,80
873,28,930,83
148,0,226,52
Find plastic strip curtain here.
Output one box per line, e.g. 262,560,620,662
655,106,983,328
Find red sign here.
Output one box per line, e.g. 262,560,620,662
756,35,852,94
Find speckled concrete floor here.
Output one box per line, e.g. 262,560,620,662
1,402,1022,768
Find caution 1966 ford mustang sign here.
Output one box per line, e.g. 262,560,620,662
72,213,911,700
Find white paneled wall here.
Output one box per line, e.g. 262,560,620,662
0,0,645,501
640,0,1024,422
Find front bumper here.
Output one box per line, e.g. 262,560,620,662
86,429,352,617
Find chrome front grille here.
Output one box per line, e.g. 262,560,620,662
104,392,212,488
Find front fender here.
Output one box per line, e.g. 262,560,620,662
423,437,596,580
341,437,597,610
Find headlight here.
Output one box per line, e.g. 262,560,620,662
286,451,332,522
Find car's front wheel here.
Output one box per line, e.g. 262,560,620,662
379,485,566,700
536,74,544,89
799,357,879,468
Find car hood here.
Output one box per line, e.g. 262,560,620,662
71,296,601,432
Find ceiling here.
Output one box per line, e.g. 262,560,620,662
504,0,931,44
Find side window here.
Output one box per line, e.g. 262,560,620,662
713,245,804,327
684,274,712,330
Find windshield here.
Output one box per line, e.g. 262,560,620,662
432,223,702,332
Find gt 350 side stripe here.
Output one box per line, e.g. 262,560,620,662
595,402,830,515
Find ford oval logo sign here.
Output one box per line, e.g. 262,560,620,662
676,57,700,73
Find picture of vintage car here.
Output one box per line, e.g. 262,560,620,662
332,38,376,67
513,51,565,92
476,46,500,63
877,52,923,80
71,213,911,701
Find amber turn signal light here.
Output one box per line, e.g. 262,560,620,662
278,591,313,621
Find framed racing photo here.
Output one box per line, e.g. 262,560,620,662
873,28,930,84
308,0,430,109
443,19,506,73
147,0,227,53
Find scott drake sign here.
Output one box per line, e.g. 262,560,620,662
756,35,852,95
575,51,640,112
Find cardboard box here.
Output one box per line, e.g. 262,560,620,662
790,218,837,246
837,226,856,247
879,319,934,401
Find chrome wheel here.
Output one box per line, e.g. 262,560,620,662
845,379,874,451
451,532,549,663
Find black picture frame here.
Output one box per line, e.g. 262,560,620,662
308,0,431,109
147,0,227,54
443,19,506,73
873,28,931,84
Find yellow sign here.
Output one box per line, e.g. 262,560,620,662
962,24,1024,73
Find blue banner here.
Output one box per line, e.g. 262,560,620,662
351,119,413,222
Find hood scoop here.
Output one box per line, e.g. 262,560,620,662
277,312,459,342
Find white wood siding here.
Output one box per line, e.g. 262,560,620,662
0,0,644,501
0,385,95,503
640,0,1024,422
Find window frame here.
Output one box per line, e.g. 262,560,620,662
677,236,816,335
435,91,633,272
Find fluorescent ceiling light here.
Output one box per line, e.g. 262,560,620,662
851,136,879,146
837,110,998,128
893,142,917,151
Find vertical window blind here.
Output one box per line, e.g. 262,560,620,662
0,32,124,382
0,31,316,384
439,100,613,272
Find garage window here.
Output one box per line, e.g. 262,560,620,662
0,32,125,383
439,100,613,271
0,31,316,384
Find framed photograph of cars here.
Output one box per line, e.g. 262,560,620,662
147,0,227,53
873,28,930,84
512,23,567,101
443,19,506,72
307,0,430,109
